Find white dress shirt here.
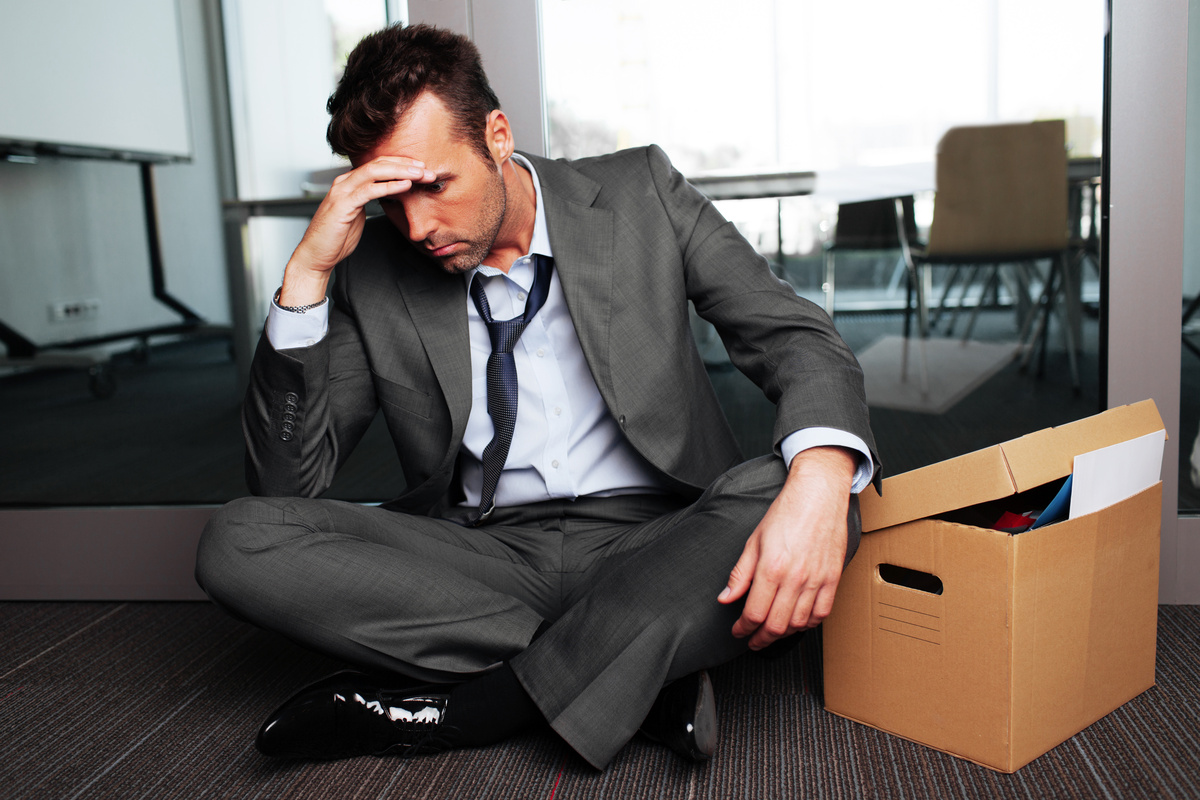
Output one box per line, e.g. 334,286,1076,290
267,155,875,505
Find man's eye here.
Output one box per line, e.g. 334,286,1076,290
426,181,447,193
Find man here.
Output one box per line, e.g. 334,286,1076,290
196,23,879,770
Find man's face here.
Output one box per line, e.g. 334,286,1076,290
357,92,506,275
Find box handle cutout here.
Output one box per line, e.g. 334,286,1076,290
878,564,943,595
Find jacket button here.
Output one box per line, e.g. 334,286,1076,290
281,421,294,432
285,392,298,403
280,431,293,441
285,403,297,413
282,412,296,422
618,415,626,427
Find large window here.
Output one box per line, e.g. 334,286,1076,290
544,0,1109,479
545,0,1104,304
544,0,1104,173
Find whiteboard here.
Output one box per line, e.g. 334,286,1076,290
0,0,192,161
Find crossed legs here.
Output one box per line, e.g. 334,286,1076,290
195,456,860,767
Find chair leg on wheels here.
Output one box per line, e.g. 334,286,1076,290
1019,262,1054,374
1052,253,1082,392
962,265,1000,342
1035,264,1060,378
930,265,960,332
945,265,980,336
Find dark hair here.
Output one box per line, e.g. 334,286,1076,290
326,23,501,162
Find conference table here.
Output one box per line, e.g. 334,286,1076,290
689,157,1099,202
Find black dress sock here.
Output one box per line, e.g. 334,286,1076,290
449,663,543,748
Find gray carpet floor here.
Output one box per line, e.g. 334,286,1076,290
2,602,1197,799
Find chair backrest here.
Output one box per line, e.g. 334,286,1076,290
926,119,1068,256
833,196,919,250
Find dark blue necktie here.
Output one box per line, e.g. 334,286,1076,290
468,254,554,523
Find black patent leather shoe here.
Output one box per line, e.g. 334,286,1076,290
638,670,717,762
256,671,458,760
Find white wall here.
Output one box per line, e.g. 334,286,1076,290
1107,0,1191,602
0,0,231,350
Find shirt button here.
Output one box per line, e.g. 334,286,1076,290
554,407,562,416
536,348,545,358
552,460,560,469
305,339,315,347
518,291,527,301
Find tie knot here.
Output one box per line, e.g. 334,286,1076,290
490,318,525,353
470,276,528,353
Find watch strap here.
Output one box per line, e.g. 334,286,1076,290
274,287,328,314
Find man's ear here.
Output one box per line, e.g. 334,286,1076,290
485,109,515,164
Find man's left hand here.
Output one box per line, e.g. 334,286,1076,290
718,446,858,650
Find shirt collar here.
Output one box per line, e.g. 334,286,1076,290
468,154,551,291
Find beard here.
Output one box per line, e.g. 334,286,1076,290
431,165,507,275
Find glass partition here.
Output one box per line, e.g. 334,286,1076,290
543,0,1107,475
0,0,392,508
0,0,1111,511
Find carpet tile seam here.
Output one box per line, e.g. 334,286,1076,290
345,755,392,800
130,737,258,800
1,642,276,782
64,686,206,800
0,603,128,681
6,681,205,796
0,604,115,671
124,681,277,800
3,607,205,683
4,660,237,781
1112,701,1198,798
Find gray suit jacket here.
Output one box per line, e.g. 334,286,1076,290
243,145,878,515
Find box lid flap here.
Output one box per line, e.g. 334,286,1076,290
860,446,1014,532
860,399,1163,532
998,399,1164,492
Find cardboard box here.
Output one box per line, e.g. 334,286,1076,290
822,400,1165,773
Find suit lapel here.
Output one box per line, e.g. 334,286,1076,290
536,158,617,402
394,256,472,450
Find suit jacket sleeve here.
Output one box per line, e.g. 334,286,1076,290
241,265,379,498
643,145,879,473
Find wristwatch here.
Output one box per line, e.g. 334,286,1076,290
273,287,328,314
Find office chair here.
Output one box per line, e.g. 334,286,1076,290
822,196,919,320
897,119,1077,389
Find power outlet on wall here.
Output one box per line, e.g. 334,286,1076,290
48,298,101,323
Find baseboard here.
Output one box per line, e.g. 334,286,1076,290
0,506,214,600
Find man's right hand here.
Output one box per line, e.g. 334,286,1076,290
279,157,437,306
